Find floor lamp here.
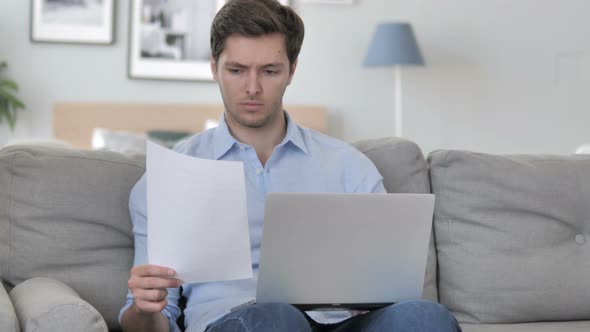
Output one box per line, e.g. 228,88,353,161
364,23,425,137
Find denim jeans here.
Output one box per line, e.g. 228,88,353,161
204,300,462,332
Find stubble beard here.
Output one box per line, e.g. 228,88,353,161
233,110,272,128
226,102,282,129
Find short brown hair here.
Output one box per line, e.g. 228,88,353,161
210,0,305,70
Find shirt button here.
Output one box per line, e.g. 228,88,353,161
256,168,263,175
575,234,585,245
239,146,245,151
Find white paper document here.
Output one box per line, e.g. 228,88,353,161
146,141,252,284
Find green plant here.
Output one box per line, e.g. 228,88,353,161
0,61,25,131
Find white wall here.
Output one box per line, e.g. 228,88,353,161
1,0,589,154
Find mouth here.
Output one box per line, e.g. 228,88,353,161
240,102,264,111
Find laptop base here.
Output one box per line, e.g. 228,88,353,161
291,302,394,311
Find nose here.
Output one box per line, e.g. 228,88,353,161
246,72,261,96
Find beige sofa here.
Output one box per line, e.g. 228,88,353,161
1,137,589,331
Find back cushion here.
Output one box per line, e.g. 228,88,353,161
0,145,145,330
353,137,437,302
429,150,590,323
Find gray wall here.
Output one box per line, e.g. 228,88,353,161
1,0,589,154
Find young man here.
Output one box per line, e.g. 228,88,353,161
120,0,461,331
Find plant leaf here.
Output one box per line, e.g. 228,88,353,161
0,80,18,91
0,90,25,110
0,100,7,125
0,76,24,131
3,107,15,130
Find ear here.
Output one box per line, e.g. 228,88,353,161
210,57,219,81
287,59,298,85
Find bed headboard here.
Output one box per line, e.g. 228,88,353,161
53,103,327,149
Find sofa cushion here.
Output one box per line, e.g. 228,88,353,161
0,145,145,330
10,277,107,332
429,150,590,323
353,137,437,302
353,138,431,194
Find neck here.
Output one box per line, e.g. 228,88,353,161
225,110,287,166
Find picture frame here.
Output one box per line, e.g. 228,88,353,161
128,0,289,81
30,0,115,44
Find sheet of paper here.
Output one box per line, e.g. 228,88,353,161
146,141,252,284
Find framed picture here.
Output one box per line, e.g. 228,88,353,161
128,0,289,81
30,0,115,44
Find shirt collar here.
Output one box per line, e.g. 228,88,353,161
212,113,237,160
212,111,309,160
281,111,308,155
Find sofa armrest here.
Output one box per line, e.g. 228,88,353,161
9,277,108,332
0,281,20,332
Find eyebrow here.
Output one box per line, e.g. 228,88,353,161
262,63,283,68
224,62,284,69
225,62,247,68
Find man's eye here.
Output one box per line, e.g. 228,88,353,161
229,68,242,74
265,70,278,75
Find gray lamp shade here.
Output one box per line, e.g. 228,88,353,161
364,22,425,67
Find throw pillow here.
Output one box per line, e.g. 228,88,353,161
10,277,108,332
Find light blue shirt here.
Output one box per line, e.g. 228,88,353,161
119,112,385,332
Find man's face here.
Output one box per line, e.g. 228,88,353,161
211,33,296,130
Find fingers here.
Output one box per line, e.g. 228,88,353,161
128,276,181,290
129,264,182,289
131,264,176,278
131,287,171,314
134,288,168,302
133,298,169,314
127,264,182,314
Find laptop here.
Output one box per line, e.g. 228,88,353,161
255,192,435,311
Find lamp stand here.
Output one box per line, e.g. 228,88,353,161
394,66,403,137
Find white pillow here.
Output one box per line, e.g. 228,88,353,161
92,128,146,154
10,278,108,332
575,143,590,154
